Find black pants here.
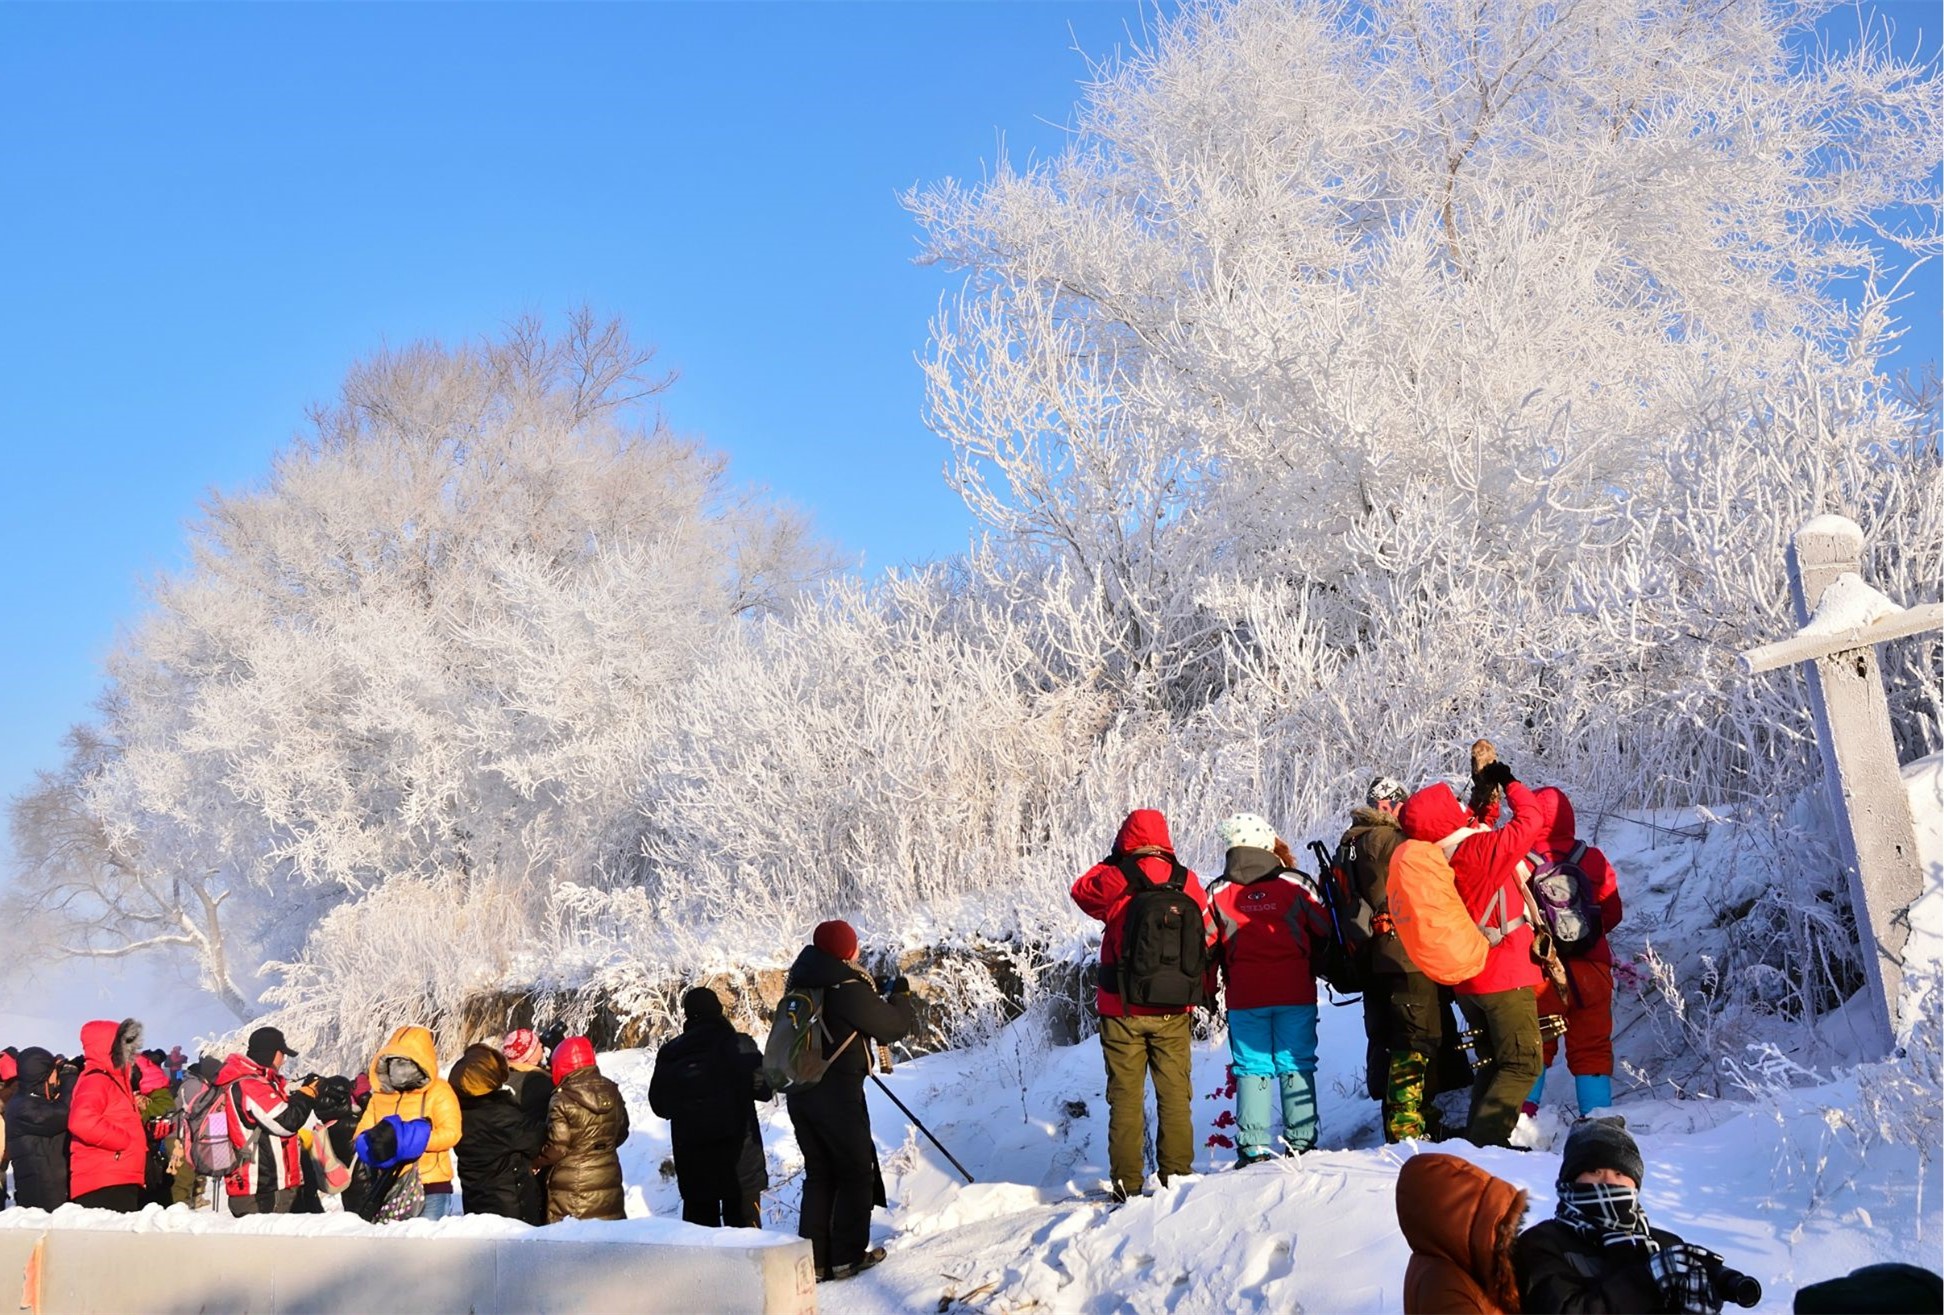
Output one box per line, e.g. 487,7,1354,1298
787,1078,880,1273
1369,971,1473,1088
682,1192,762,1228
675,1132,762,1228
74,1184,143,1213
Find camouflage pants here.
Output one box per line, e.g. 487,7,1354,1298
1376,970,1471,1143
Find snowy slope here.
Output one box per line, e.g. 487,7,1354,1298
608,779,1936,1312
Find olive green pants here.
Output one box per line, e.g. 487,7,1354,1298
1099,1012,1194,1195
1458,986,1543,1148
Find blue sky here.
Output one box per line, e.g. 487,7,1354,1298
0,0,1936,841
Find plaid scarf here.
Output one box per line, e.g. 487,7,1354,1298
1555,1181,1659,1257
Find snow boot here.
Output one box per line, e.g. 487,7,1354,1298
1575,1073,1613,1114
1235,1074,1274,1161
1278,1071,1317,1154
824,1247,887,1281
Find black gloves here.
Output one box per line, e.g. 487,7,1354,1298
1474,761,1516,789
877,975,911,996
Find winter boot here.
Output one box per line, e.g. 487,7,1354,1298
1575,1073,1613,1114
1235,1073,1274,1161
1278,1070,1318,1153
1383,1051,1430,1142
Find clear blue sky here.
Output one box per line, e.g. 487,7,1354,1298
0,1,1936,841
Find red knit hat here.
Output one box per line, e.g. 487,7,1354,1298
813,919,859,962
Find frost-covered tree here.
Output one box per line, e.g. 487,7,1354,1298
7,313,833,1023
909,0,1941,797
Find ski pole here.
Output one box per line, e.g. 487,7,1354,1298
868,1071,975,1184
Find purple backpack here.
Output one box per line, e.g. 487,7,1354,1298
1523,842,1604,959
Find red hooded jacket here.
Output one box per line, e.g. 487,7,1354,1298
1399,782,1551,996
1209,848,1331,1010
68,1019,146,1198
1528,788,1621,967
1070,809,1216,1018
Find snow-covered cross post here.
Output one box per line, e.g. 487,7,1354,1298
1741,515,1942,1057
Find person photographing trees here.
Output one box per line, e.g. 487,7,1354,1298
1516,1116,1761,1313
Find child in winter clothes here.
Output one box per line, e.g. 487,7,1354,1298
449,1044,545,1221
1515,1116,1727,1315
1397,1152,1528,1314
4,1047,71,1211
353,1026,463,1220
1399,767,1549,1148
537,1036,630,1223
649,986,772,1227
67,1019,148,1212
1522,787,1624,1124
1208,812,1331,1160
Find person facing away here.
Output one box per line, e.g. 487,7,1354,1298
1347,775,1474,1142
1399,764,1550,1149
649,986,772,1228
1206,812,1330,1162
537,1036,630,1223
499,1029,553,1224
215,1026,317,1216
0,1048,14,1210
1516,1116,1730,1314
4,1047,71,1211
1522,786,1625,1128
447,1043,545,1221
782,919,915,1281
353,1026,463,1220
1397,1152,1529,1315
1071,808,1216,1202
67,1018,148,1213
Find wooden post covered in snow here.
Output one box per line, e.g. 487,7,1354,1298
1742,515,1941,1057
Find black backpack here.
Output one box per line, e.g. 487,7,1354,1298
1307,839,1377,994
1113,855,1210,1009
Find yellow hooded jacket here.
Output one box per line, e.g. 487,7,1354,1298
353,1026,463,1186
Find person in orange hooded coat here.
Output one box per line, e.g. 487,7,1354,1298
353,1026,463,1219
1398,1152,1529,1314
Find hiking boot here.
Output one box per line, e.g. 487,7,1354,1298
1237,1149,1277,1167
823,1247,887,1281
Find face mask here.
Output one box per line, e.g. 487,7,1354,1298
384,1057,428,1092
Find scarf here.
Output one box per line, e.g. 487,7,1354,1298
1555,1181,1660,1258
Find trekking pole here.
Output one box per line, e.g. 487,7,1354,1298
867,1071,975,1184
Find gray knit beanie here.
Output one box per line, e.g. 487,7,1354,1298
1558,1115,1645,1187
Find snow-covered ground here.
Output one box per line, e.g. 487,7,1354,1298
5,759,1937,1313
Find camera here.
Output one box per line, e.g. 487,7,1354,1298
1697,1247,1763,1308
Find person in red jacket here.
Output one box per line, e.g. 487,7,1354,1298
1207,812,1331,1162
217,1026,319,1216
1522,788,1624,1124
68,1018,148,1212
1071,808,1215,1202
1398,763,1549,1149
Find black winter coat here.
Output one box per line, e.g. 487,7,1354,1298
781,945,915,1084
454,1089,546,1220
4,1049,71,1211
1514,1218,1686,1314
649,1018,771,1202
1344,807,1415,975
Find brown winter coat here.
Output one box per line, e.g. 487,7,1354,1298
538,1066,630,1222
1397,1153,1528,1314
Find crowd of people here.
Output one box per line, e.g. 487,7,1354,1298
0,1021,630,1226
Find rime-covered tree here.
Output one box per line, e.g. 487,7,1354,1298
6,313,833,1021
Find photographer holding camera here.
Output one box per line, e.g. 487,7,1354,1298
1516,1116,1761,1314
